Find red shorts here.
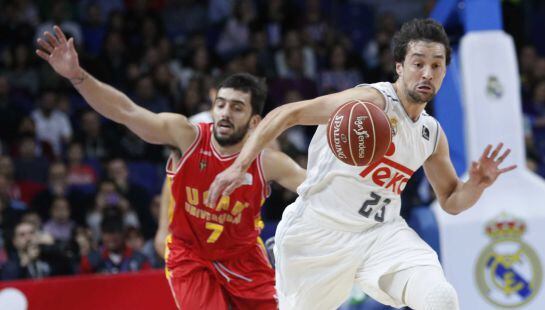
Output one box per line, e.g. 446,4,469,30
165,238,276,310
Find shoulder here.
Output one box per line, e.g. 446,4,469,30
350,82,389,110
421,113,442,153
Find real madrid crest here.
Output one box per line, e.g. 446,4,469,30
475,213,542,308
486,75,503,99
389,117,398,137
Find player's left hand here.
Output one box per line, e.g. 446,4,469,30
206,165,246,209
469,143,517,188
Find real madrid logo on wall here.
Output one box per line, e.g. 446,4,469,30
475,213,542,308
486,75,503,99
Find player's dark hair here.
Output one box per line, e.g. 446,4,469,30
392,18,451,66
217,73,267,116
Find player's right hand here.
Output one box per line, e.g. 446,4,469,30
35,25,82,81
205,165,246,209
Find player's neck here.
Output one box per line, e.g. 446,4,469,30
211,136,244,156
393,81,427,122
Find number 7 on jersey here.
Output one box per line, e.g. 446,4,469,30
205,222,224,243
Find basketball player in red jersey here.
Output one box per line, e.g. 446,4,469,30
36,27,306,309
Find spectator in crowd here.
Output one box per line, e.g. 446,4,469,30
0,76,26,146
178,45,215,91
81,3,107,57
275,29,317,80
30,89,73,158
519,45,539,105
31,162,88,224
35,1,83,46
529,80,545,160
74,110,118,161
152,62,182,105
0,155,23,202
66,141,98,189
262,0,298,48
216,0,256,58
6,44,40,97
130,75,170,114
125,225,162,268
86,180,139,241
318,44,362,94
43,197,75,243
161,0,207,41
1,221,54,280
249,27,277,78
106,159,153,237
301,0,329,49
19,210,52,244
0,174,27,241
80,214,150,274
97,31,128,88
13,134,49,184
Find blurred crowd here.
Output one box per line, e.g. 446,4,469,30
0,0,544,281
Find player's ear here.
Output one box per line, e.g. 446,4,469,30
395,62,404,78
249,114,261,129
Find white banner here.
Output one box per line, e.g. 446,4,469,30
433,31,545,309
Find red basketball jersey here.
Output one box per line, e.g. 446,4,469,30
166,123,269,261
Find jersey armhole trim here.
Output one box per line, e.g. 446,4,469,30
169,124,202,175
256,152,270,198
165,155,176,176
433,119,441,154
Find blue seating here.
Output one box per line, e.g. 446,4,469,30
126,161,163,196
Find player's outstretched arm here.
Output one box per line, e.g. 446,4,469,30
424,130,516,215
36,26,196,150
154,177,172,257
205,87,384,207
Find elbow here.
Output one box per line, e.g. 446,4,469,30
443,207,462,216
439,199,463,215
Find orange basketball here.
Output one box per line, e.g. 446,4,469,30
326,100,392,166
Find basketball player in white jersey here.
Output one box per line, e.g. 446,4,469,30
207,19,516,310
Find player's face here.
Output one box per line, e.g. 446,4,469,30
396,40,447,104
212,88,257,146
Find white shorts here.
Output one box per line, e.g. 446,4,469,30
274,199,442,310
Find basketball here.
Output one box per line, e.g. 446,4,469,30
326,100,392,166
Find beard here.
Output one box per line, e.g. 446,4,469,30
406,84,436,104
213,119,251,146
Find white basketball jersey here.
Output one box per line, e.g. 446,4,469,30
297,82,441,229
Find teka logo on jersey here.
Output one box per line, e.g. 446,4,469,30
332,115,348,159
359,143,414,195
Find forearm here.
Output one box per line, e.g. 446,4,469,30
441,179,487,214
70,68,137,124
234,105,298,171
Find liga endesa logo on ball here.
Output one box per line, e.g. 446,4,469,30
353,115,370,160
327,100,391,166
331,114,348,160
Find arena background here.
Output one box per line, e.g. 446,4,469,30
0,0,544,309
